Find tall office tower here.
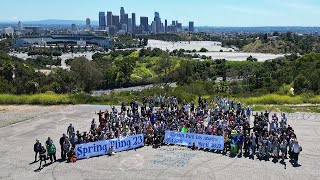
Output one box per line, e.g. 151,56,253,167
140,16,149,32
128,18,132,33
120,7,125,24
164,19,167,33
17,21,23,31
124,14,129,30
151,21,157,34
112,15,120,31
99,12,106,30
154,12,161,33
189,21,194,32
177,23,182,32
86,18,91,31
107,11,113,27
131,13,136,33
172,21,176,26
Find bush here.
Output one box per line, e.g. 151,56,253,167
199,48,208,52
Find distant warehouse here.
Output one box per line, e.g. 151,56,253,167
15,34,113,47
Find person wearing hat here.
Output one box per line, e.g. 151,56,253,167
33,139,42,162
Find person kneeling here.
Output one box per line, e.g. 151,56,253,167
67,147,77,163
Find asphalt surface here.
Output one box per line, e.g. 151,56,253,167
0,105,319,180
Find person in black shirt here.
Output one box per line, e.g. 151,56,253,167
34,139,42,162
59,134,67,160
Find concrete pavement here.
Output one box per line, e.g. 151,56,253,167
0,105,319,180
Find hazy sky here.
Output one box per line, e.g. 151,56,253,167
1,0,320,26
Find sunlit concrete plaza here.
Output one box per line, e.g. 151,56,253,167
0,105,319,180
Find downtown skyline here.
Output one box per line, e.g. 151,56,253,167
1,0,320,27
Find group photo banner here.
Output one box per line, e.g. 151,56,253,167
76,134,144,159
164,131,224,150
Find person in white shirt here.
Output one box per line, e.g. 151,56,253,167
291,139,302,164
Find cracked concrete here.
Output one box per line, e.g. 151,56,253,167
0,105,319,180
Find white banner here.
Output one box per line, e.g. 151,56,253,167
164,131,224,150
76,134,144,159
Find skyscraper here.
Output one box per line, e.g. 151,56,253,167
112,15,120,30
165,19,167,33
154,12,161,33
120,7,125,25
128,18,132,33
132,13,136,33
124,14,129,29
107,11,113,27
140,17,149,32
99,12,106,30
189,21,194,32
86,18,91,31
151,21,157,34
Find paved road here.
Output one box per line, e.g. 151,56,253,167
92,83,177,96
0,105,319,180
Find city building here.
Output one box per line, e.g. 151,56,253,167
189,21,194,32
122,24,128,33
3,27,14,36
17,21,23,31
132,13,136,33
107,11,113,27
128,18,132,33
112,15,120,31
24,26,40,34
165,19,167,33
120,7,125,25
99,12,106,30
124,14,129,28
71,24,78,32
86,18,91,31
154,12,161,33
151,21,157,34
15,34,113,47
140,17,149,32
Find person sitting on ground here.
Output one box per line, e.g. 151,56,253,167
34,139,42,162
108,145,116,156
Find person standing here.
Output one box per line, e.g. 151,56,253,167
38,146,47,169
291,140,302,164
47,142,57,163
33,139,42,162
280,138,288,162
67,123,75,139
59,134,67,160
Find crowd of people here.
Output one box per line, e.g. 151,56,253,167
34,95,302,169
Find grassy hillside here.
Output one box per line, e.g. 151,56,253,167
242,40,288,54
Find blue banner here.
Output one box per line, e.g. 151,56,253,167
76,134,144,159
164,131,224,150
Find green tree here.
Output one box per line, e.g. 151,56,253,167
70,57,103,92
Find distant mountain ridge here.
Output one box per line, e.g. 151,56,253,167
0,19,99,25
